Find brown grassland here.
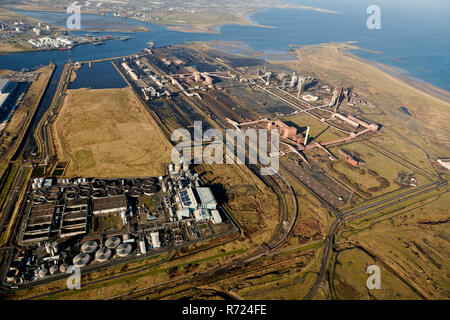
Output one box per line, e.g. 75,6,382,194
52,87,172,177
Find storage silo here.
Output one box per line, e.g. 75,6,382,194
39,268,48,279
59,263,69,273
49,265,58,275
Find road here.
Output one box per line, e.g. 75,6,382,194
304,178,447,299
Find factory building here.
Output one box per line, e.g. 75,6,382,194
176,207,191,220
0,79,17,110
150,232,161,248
210,210,222,224
290,72,298,88
437,158,450,170
332,112,360,129
122,62,139,81
178,188,198,209
193,208,222,224
195,187,217,210
339,149,365,167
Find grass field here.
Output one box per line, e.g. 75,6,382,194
283,113,347,143
330,248,421,300
338,189,449,299
52,87,172,177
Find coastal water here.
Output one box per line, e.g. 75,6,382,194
1,1,448,157
69,61,127,89
1,0,448,91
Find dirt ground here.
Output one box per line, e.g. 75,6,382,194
52,87,172,177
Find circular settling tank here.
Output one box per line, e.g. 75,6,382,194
105,236,121,249
116,243,132,257
81,240,98,254
73,253,91,267
95,247,112,262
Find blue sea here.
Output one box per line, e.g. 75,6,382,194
0,0,449,91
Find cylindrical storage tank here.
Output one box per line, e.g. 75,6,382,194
158,176,163,181
6,270,17,282
52,242,60,254
95,247,112,262
49,265,58,275
45,242,52,254
59,263,69,273
39,268,48,279
116,243,132,257
73,253,91,267
81,240,98,254
105,236,121,249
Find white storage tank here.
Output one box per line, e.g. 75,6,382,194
59,263,69,273
39,268,48,279
49,265,58,275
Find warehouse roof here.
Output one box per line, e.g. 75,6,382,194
195,187,217,206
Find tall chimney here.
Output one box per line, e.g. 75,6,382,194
304,126,310,146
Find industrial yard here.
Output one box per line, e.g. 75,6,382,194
4,162,234,286
0,38,447,301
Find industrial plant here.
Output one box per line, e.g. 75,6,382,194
4,163,234,286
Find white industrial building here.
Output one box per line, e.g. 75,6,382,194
178,187,198,209
195,187,217,210
193,208,222,224
150,232,161,248
0,79,17,110
437,159,450,170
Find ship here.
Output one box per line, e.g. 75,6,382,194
120,36,131,41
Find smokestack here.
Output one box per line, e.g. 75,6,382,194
304,126,310,146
